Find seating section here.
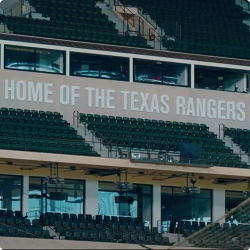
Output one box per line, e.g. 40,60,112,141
80,113,248,168
120,0,250,59
170,220,207,236
190,223,250,249
0,107,99,157
0,209,53,239
225,128,250,154
1,0,150,49
36,212,173,245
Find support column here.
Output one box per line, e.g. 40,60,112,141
191,63,195,88
66,50,70,76
152,184,161,228
1,43,4,70
85,180,98,216
129,57,133,83
22,175,29,217
213,189,225,223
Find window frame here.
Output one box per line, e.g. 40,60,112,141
4,45,66,75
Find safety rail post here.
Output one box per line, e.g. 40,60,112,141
114,0,139,34
73,110,81,127
219,123,227,139
149,27,163,50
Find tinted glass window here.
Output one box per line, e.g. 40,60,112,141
0,175,22,212
161,186,212,225
5,46,35,71
35,49,65,74
70,52,129,81
28,177,85,220
134,59,189,86
98,182,152,226
225,191,246,214
71,53,99,78
5,46,65,74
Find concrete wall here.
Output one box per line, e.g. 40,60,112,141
213,189,226,223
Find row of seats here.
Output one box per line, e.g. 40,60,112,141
0,209,53,239
120,0,250,59
80,113,248,168
0,108,99,157
0,0,150,49
36,212,173,246
190,223,250,249
170,220,208,236
225,128,250,154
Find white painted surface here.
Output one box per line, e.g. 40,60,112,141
213,189,225,223
153,184,161,227
22,175,29,217
85,180,98,216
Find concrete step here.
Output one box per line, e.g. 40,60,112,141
96,1,125,33
45,226,59,239
74,124,110,158
235,0,250,30
148,39,165,50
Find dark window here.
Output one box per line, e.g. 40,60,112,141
28,177,85,220
5,46,65,74
225,191,246,215
161,186,212,226
0,175,22,212
195,66,248,93
70,52,129,81
134,59,190,86
98,181,152,227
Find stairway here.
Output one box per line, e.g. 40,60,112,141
74,123,110,158
235,0,250,30
223,136,250,165
96,0,166,50
96,1,128,34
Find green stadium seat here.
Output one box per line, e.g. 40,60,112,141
0,108,99,157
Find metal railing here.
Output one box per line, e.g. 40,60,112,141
149,27,163,50
219,123,227,139
138,8,157,30
219,124,250,164
26,209,41,221
114,0,144,35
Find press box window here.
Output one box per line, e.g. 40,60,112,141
4,45,66,74
134,59,190,87
70,52,129,81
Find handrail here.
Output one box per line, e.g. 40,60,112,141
74,111,113,156
149,27,163,50
219,123,227,139
26,209,41,220
138,8,157,30
73,110,81,127
114,0,143,34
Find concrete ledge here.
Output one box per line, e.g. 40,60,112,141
0,149,249,178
